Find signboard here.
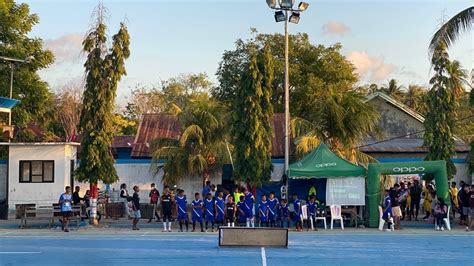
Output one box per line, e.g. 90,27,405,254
326,177,365,206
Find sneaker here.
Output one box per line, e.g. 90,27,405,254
168,229,172,232
436,226,440,231
466,227,469,231
162,229,167,232
441,226,444,231
191,229,196,232
64,229,69,232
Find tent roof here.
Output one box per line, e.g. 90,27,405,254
289,143,366,179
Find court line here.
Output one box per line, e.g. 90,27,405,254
0,252,42,254
261,247,267,266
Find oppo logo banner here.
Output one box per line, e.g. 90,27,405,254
392,167,425,173
315,163,336,168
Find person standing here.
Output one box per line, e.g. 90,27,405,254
204,193,215,232
131,186,141,230
161,186,174,232
434,197,448,231
459,184,470,226
449,182,459,218
292,194,303,232
176,189,189,232
202,181,211,198
148,183,161,223
59,186,73,232
243,187,256,228
120,183,131,219
215,191,225,227
409,180,422,221
267,192,279,227
259,194,269,227
72,186,83,206
225,196,236,227
390,184,402,230
191,193,204,232
467,185,474,231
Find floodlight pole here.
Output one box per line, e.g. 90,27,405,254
8,63,14,126
284,10,290,177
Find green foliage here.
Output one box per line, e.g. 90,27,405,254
151,95,231,185
423,45,457,179
232,46,273,187
0,0,54,128
75,6,130,184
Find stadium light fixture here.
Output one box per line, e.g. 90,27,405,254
266,0,278,8
274,11,286,22
298,2,309,11
279,0,295,9
289,12,300,24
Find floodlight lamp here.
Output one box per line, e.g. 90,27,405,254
279,0,295,9
298,2,309,11
266,0,277,8
274,11,286,23
289,12,300,24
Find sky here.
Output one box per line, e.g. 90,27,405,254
19,0,473,106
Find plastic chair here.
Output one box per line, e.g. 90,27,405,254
434,206,451,231
378,206,385,231
330,205,344,230
315,209,327,230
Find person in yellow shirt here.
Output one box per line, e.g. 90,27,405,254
406,182,412,220
422,184,433,219
449,182,459,218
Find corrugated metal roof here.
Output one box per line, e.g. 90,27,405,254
358,138,470,153
112,135,135,148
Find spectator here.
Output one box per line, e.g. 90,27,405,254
399,182,408,220
131,185,141,230
459,181,465,191
72,186,83,206
409,180,422,221
202,181,211,197
161,186,173,232
422,184,433,219
390,184,402,230
459,184,470,226
450,182,459,218
210,185,217,198
148,183,161,223
406,182,412,221
59,186,73,232
434,197,448,231
120,183,131,219
233,187,243,207
468,185,474,231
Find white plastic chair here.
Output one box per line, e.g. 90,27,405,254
434,206,451,231
315,209,327,230
378,206,385,231
330,205,344,230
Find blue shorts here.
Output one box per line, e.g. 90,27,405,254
133,210,141,219
178,212,188,221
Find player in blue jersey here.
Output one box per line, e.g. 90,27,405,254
237,195,247,226
243,187,256,227
279,198,290,228
382,189,394,231
215,191,225,227
306,195,318,231
259,194,269,227
292,194,303,232
175,189,189,232
267,192,279,227
191,192,204,232
203,193,215,232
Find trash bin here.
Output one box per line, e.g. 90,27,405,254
0,200,8,220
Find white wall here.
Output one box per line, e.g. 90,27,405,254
0,164,7,201
8,144,77,210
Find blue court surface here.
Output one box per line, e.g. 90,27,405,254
0,231,472,266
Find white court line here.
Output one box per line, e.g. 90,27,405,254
261,247,267,266
0,252,42,254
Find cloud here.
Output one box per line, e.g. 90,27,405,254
44,33,84,64
322,21,350,36
346,51,397,82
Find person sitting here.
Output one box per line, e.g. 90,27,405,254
434,197,448,231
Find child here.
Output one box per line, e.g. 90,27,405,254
434,197,448,231
161,186,174,232
382,189,394,231
267,192,279,227
259,195,269,227
292,194,302,232
131,186,141,230
215,191,225,227
279,199,290,228
307,195,318,231
59,186,73,232
225,196,236,227
176,189,189,232
203,193,215,232
191,193,204,232
237,195,247,226
243,187,256,227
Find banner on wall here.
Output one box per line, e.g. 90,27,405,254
326,177,365,206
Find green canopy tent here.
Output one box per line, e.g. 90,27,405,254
288,144,367,207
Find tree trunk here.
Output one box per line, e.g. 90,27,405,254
89,183,99,225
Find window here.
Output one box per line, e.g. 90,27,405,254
19,161,54,183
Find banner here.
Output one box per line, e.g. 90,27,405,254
326,177,365,206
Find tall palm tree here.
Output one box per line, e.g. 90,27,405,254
446,60,468,99
381,79,404,99
429,6,473,57
404,85,427,113
151,95,232,185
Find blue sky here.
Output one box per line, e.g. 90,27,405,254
20,0,472,106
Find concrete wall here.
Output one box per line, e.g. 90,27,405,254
0,164,7,201
7,144,77,210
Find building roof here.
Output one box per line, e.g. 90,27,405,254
358,138,470,153
112,135,135,149
365,91,425,123
0,142,81,146
131,113,181,158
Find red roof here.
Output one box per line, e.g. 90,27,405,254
271,113,286,158
112,135,135,148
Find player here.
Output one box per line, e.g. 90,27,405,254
215,191,225,227
161,186,174,232
237,195,247,226
176,189,189,232
191,193,204,232
243,187,256,227
267,192,279,227
292,194,302,232
382,189,394,231
259,194,269,227
203,193,215,232
306,195,318,231
225,195,236,227
279,198,290,228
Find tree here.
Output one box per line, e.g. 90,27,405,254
381,79,404,99
404,85,427,113
124,85,166,121
232,47,274,187
75,5,130,224
151,95,231,185
423,45,456,179
54,85,82,141
0,0,55,128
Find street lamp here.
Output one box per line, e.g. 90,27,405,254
266,1,309,196
0,55,34,127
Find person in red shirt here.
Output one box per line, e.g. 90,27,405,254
148,183,161,223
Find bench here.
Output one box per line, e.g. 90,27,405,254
21,205,82,229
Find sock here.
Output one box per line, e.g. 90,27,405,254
163,222,167,230
231,222,234,227
251,219,255,228
167,222,171,230
227,222,230,227
246,219,250,227
179,221,183,231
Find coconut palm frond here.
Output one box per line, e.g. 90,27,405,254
290,117,315,138
429,6,474,57
188,154,207,176
180,124,204,148
294,135,321,158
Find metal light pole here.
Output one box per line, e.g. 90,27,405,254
0,56,33,126
266,1,309,193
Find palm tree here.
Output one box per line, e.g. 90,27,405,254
429,6,473,57
446,60,468,99
404,85,427,113
381,79,404,99
151,95,232,185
